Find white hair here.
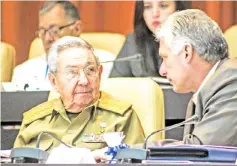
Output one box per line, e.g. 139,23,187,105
47,36,100,74
156,9,228,63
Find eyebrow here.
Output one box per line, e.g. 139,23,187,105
65,61,96,69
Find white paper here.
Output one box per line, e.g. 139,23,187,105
0,150,11,157
46,145,96,164
103,132,125,147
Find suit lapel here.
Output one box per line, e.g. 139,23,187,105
183,99,196,136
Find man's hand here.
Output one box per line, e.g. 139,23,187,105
92,147,110,163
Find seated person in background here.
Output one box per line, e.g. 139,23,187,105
110,0,190,77
153,9,237,146
12,1,115,89
14,36,145,151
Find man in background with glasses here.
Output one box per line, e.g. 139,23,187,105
11,1,115,90
14,36,145,153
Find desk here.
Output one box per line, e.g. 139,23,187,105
1,163,235,166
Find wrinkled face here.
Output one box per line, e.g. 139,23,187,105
143,0,176,34
39,5,80,54
159,38,190,93
51,47,102,112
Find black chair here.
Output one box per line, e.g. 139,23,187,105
1,91,49,149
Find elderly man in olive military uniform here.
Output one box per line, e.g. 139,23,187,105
14,36,145,151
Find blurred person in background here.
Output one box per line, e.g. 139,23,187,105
110,0,190,77
12,1,115,90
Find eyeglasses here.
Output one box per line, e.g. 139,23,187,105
58,65,99,80
35,22,75,39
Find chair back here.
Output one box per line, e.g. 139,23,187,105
100,78,165,141
80,32,125,55
28,38,45,60
28,32,126,60
224,24,237,58
0,42,16,82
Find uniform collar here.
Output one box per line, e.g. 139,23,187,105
49,95,101,123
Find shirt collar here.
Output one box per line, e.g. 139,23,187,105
192,61,221,104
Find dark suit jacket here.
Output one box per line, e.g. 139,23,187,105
183,58,237,146
144,58,237,148
109,33,160,77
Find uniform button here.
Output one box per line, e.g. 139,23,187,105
68,130,73,134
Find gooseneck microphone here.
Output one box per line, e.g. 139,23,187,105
101,54,142,63
36,131,71,149
143,115,200,149
10,132,71,163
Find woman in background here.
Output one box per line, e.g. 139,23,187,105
110,0,190,77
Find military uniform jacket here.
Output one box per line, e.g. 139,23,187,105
14,91,145,151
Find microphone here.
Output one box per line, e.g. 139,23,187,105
36,132,71,149
101,54,142,63
143,115,200,149
10,132,71,163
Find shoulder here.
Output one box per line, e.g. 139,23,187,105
98,91,132,116
125,33,136,45
22,98,60,125
199,58,237,101
94,49,116,61
211,58,237,83
14,55,46,72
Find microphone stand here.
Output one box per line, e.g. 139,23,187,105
116,115,200,163
101,54,142,63
10,132,71,163
143,115,199,149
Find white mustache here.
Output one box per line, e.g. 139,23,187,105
74,88,93,93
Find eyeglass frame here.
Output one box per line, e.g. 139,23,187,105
55,64,100,80
35,21,76,39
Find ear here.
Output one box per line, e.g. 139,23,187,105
98,65,103,79
48,73,59,93
183,44,193,64
73,20,83,36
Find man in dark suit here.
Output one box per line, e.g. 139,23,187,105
92,9,237,161
156,9,237,146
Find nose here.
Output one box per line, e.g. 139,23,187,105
77,71,89,86
44,31,55,44
159,62,167,77
152,5,160,18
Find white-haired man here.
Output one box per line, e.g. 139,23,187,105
154,9,237,146
12,1,115,90
14,36,145,151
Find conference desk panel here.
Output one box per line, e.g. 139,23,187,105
1,163,234,166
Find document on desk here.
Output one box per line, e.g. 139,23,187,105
46,144,96,164
0,150,11,163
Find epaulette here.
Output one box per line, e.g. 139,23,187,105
23,98,60,125
98,91,132,115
